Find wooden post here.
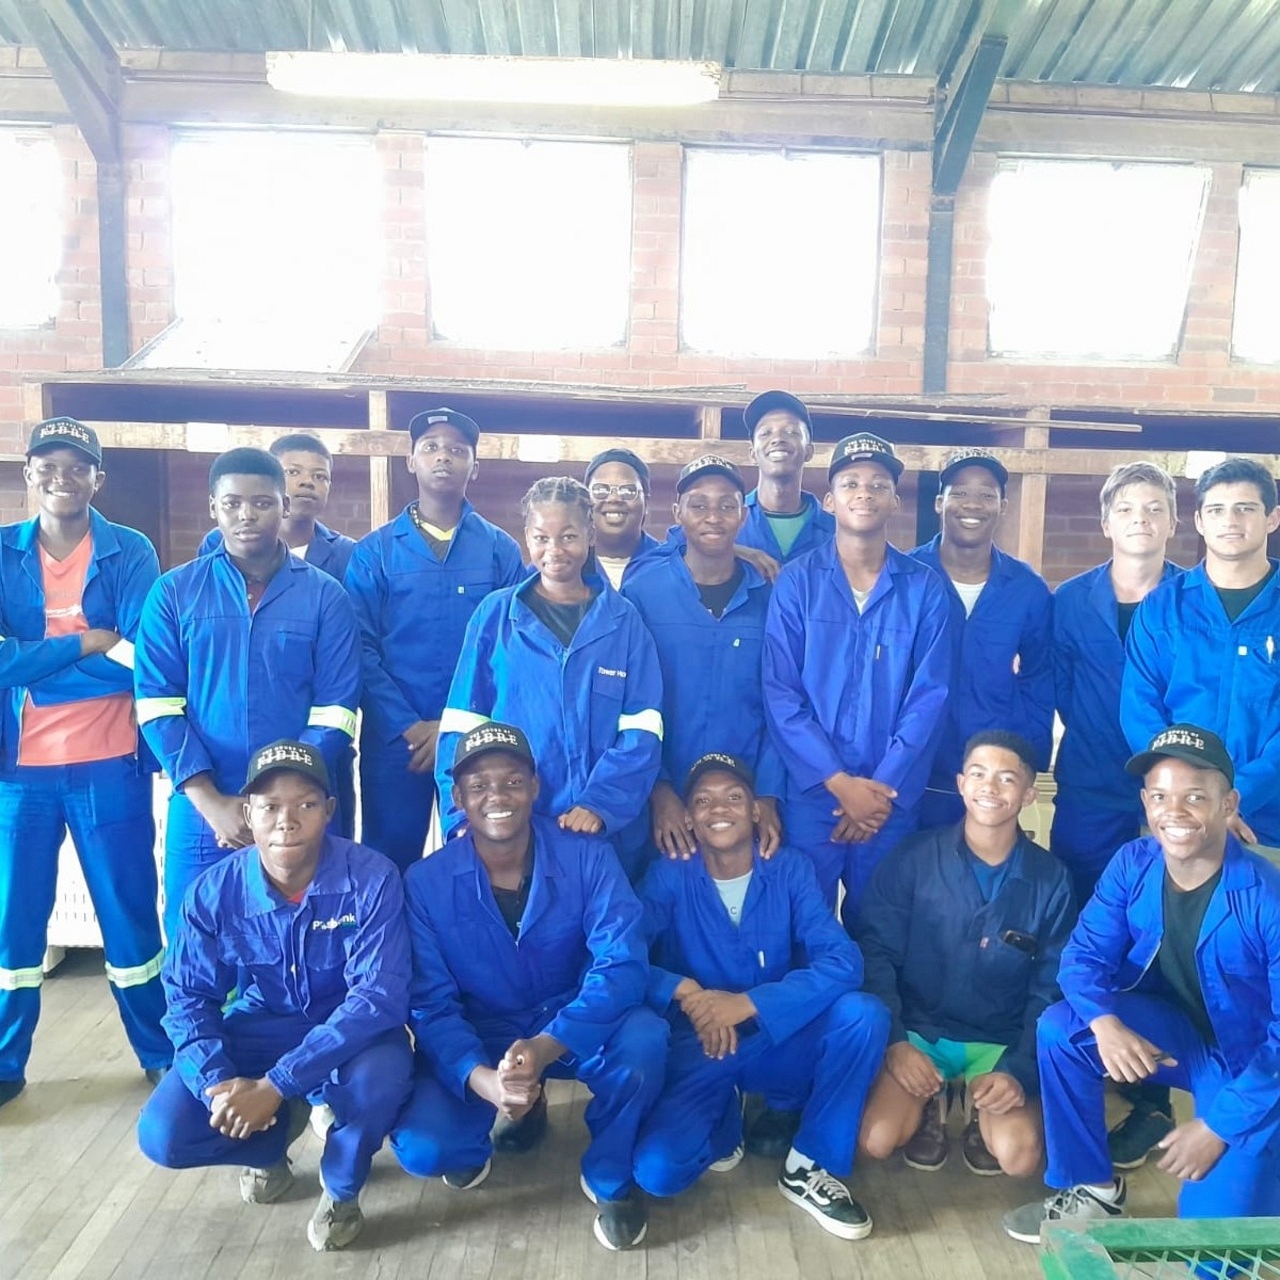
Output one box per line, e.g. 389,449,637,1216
1016,424,1049,572
698,405,722,441
368,389,391,532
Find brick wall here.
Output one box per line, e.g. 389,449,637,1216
3,108,1280,565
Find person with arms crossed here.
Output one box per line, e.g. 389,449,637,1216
137,740,412,1252
437,476,663,882
623,456,784,863
135,447,360,937
345,407,524,870
856,731,1074,1179
1004,725,1280,1241
763,433,954,924
392,723,668,1252
634,754,888,1240
0,418,169,1107
909,449,1053,826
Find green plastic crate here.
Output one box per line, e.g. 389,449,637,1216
1041,1218,1280,1279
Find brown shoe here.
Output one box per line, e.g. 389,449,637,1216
962,1115,1003,1175
903,1092,948,1171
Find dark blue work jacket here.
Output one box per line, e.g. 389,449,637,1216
854,824,1075,1093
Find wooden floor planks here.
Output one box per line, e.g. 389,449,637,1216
0,950,1180,1279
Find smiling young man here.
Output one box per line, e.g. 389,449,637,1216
392,723,668,1253
737,390,835,566
1123,458,1280,852
345,408,524,871
909,449,1053,827
1004,725,1280,1241
856,732,1074,1179
763,434,954,925
138,739,412,1252
135,448,360,936
623,456,785,864
633,755,887,1242
584,448,666,590
0,418,169,1107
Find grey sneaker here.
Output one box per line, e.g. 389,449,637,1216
1003,1179,1127,1244
239,1158,294,1205
307,1189,364,1252
778,1164,873,1241
709,1144,745,1173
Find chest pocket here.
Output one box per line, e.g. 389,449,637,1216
589,669,627,754
262,625,315,684
224,929,283,979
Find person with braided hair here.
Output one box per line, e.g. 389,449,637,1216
437,476,664,886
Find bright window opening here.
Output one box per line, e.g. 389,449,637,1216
680,148,881,359
0,130,61,329
986,159,1210,360
1234,169,1280,364
142,130,380,371
425,137,632,350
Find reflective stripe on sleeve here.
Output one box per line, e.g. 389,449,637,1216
307,705,357,738
135,696,187,725
617,709,664,740
105,638,136,669
0,965,44,991
438,709,490,735
105,950,164,989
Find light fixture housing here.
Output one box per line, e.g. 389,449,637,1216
266,52,722,107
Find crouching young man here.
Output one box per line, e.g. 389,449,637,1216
1004,725,1280,1241
633,754,888,1240
857,731,1075,1178
137,740,412,1252
390,722,669,1252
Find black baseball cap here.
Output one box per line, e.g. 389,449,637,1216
241,739,332,797
685,752,756,797
676,454,746,496
939,447,1009,494
1126,724,1235,787
28,417,102,466
585,448,651,494
743,390,812,437
450,721,536,778
828,433,904,483
408,407,480,450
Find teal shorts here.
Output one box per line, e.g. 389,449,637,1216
906,1032,1007,1082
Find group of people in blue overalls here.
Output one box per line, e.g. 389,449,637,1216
2,389,1279,1255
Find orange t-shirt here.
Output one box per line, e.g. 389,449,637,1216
18,534,137,766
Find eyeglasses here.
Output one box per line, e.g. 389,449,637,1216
589,483,642,502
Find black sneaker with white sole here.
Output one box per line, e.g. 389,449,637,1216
443,1157,491,1190
777,1164,873,1240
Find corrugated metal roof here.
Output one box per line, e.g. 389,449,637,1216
1,0,1278,92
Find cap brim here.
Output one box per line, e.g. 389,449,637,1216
28,440,100,463
240,764,333,797
940,459,1008,489
828,452,904,482
677,465,745,494
448,745,535,778
1125,745,1232,785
